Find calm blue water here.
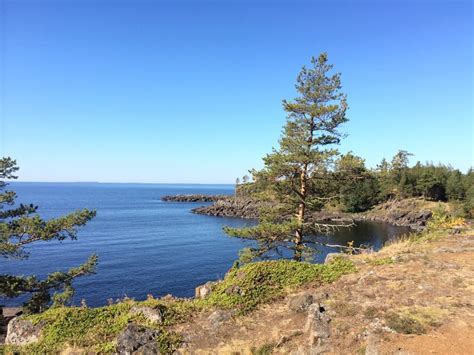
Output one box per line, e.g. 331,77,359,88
1,183,410,307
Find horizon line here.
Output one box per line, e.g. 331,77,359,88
12,180,236,185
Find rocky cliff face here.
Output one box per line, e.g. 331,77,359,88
357,198,434,230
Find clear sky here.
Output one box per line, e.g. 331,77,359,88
0,0,472,183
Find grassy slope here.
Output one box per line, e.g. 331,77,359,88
2,258,355,354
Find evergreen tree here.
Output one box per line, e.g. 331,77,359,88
335,153,379,212
390,150,413,197
0,158,98,313
462,168,474,217
225,53,349,261
375,158,393,200
446,170,465,200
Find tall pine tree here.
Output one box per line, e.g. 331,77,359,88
225,53,349,261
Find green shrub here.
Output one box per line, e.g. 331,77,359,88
201,257,356,313
251,342,276,355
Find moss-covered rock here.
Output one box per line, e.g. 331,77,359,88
200,257,356,313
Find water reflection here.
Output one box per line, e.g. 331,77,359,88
252,221,411,263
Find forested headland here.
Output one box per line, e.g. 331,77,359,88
234,150,473,216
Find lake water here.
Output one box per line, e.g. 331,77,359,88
1,183,410,307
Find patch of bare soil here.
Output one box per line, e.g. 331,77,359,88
174,231,474,354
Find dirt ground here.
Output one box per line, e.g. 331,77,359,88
173,231,474,354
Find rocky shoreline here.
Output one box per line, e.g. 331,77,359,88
163,194,433,229
161,194,228,202
191,197,270,219
355,198,433,230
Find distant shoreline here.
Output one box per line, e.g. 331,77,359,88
11,181,236,186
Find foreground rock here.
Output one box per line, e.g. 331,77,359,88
0,307,22,344
305,303,332,353
288,293,314,313
116,324,160,355
5,318,43,346
161,194,227,202
130,306,164,324
195,281,218,299
206,310,235,329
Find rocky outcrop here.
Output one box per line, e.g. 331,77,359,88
305,303,332,353
192,198,269,219
206,310,235,329
130,306,164,324
161,194,228,202
164,195,433,229
288,293,314,313
5,317,43,346
0,307,23,344
116,324,160,355
192,198,357,222
195,281,218,299
357,198,433,229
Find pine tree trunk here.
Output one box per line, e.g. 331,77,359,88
294,166,307,261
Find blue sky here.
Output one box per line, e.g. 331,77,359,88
1,0,472,183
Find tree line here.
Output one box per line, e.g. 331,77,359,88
237,150,473,215
335,150,473,214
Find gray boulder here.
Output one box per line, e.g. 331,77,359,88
116,324,160,355
5,317,43,346
225,285,242,295
130,306,164,324
195,281,216,299
288,293,314,313
133,342,160,355
206,310,234,329
305,303,331,353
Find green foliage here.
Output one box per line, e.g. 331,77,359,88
461,169,474,217
335,152,380,212
426,206,466,231
156,331,183,354
0,157,97,313
375,154,471,204
28,303,132,352
366,257,394,266
201,257,355,313
251,342,276,355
